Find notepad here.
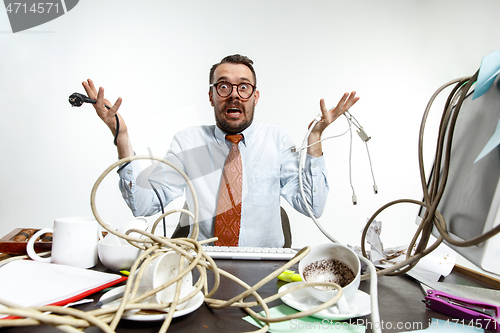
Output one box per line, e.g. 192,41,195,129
0,260,127,319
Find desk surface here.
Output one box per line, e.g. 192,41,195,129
0,259,496,333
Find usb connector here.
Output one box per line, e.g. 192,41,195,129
357,128,371,142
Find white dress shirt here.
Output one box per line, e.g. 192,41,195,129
118,122,329,247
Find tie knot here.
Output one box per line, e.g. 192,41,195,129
226,134,243,145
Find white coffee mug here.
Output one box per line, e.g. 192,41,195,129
299,243,361,314
27,217,99,268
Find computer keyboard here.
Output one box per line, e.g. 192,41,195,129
201,246,298,260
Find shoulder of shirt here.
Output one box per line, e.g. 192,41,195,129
252,123,288,136
172,125,216,140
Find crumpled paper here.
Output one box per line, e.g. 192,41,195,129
349,220,456,282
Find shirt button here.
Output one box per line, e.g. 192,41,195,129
127,170,131,175
129,193,133,197
312,164,316,168
314,189,317,193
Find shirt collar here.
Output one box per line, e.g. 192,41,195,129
215,123,255,147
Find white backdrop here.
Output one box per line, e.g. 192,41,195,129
1,0,499,249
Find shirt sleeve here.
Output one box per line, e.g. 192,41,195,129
301,154,329,216
117,160,159,217
117,137,187,217
280,138,329,218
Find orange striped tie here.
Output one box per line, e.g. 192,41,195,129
214,134,243,246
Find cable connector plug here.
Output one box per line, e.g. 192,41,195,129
352,194,357,205
357,128,371,142
373,184,378,194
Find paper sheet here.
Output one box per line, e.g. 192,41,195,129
408,237,456,282
473,49,500,100
243,304,365,332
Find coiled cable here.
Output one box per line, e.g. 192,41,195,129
359,70,500,280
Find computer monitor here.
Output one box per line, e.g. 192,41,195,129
416,75,500,276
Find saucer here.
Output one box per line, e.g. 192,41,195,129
278,282,371,320
101,285,204,321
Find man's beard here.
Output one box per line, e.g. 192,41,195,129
214,100,255,134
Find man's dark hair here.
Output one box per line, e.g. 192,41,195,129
209,54,257,86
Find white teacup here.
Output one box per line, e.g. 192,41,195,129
140,252,193,309
118,217,148,239
299,243,361,314
27,217,99,268
98,241,142,272
99,217,148,246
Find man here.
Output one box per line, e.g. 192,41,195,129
83,54,359,247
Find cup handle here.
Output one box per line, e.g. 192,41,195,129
336,295,350,314
26,228,53,263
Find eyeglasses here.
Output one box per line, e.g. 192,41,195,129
210,81,256,99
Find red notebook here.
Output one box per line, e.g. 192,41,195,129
0,260,127,319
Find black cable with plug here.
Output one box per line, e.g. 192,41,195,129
69,92,169,238
69,92,120,146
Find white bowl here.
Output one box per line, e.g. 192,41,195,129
98,241,141,272
299,243,361,303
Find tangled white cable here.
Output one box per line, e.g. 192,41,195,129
0,154,356,333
